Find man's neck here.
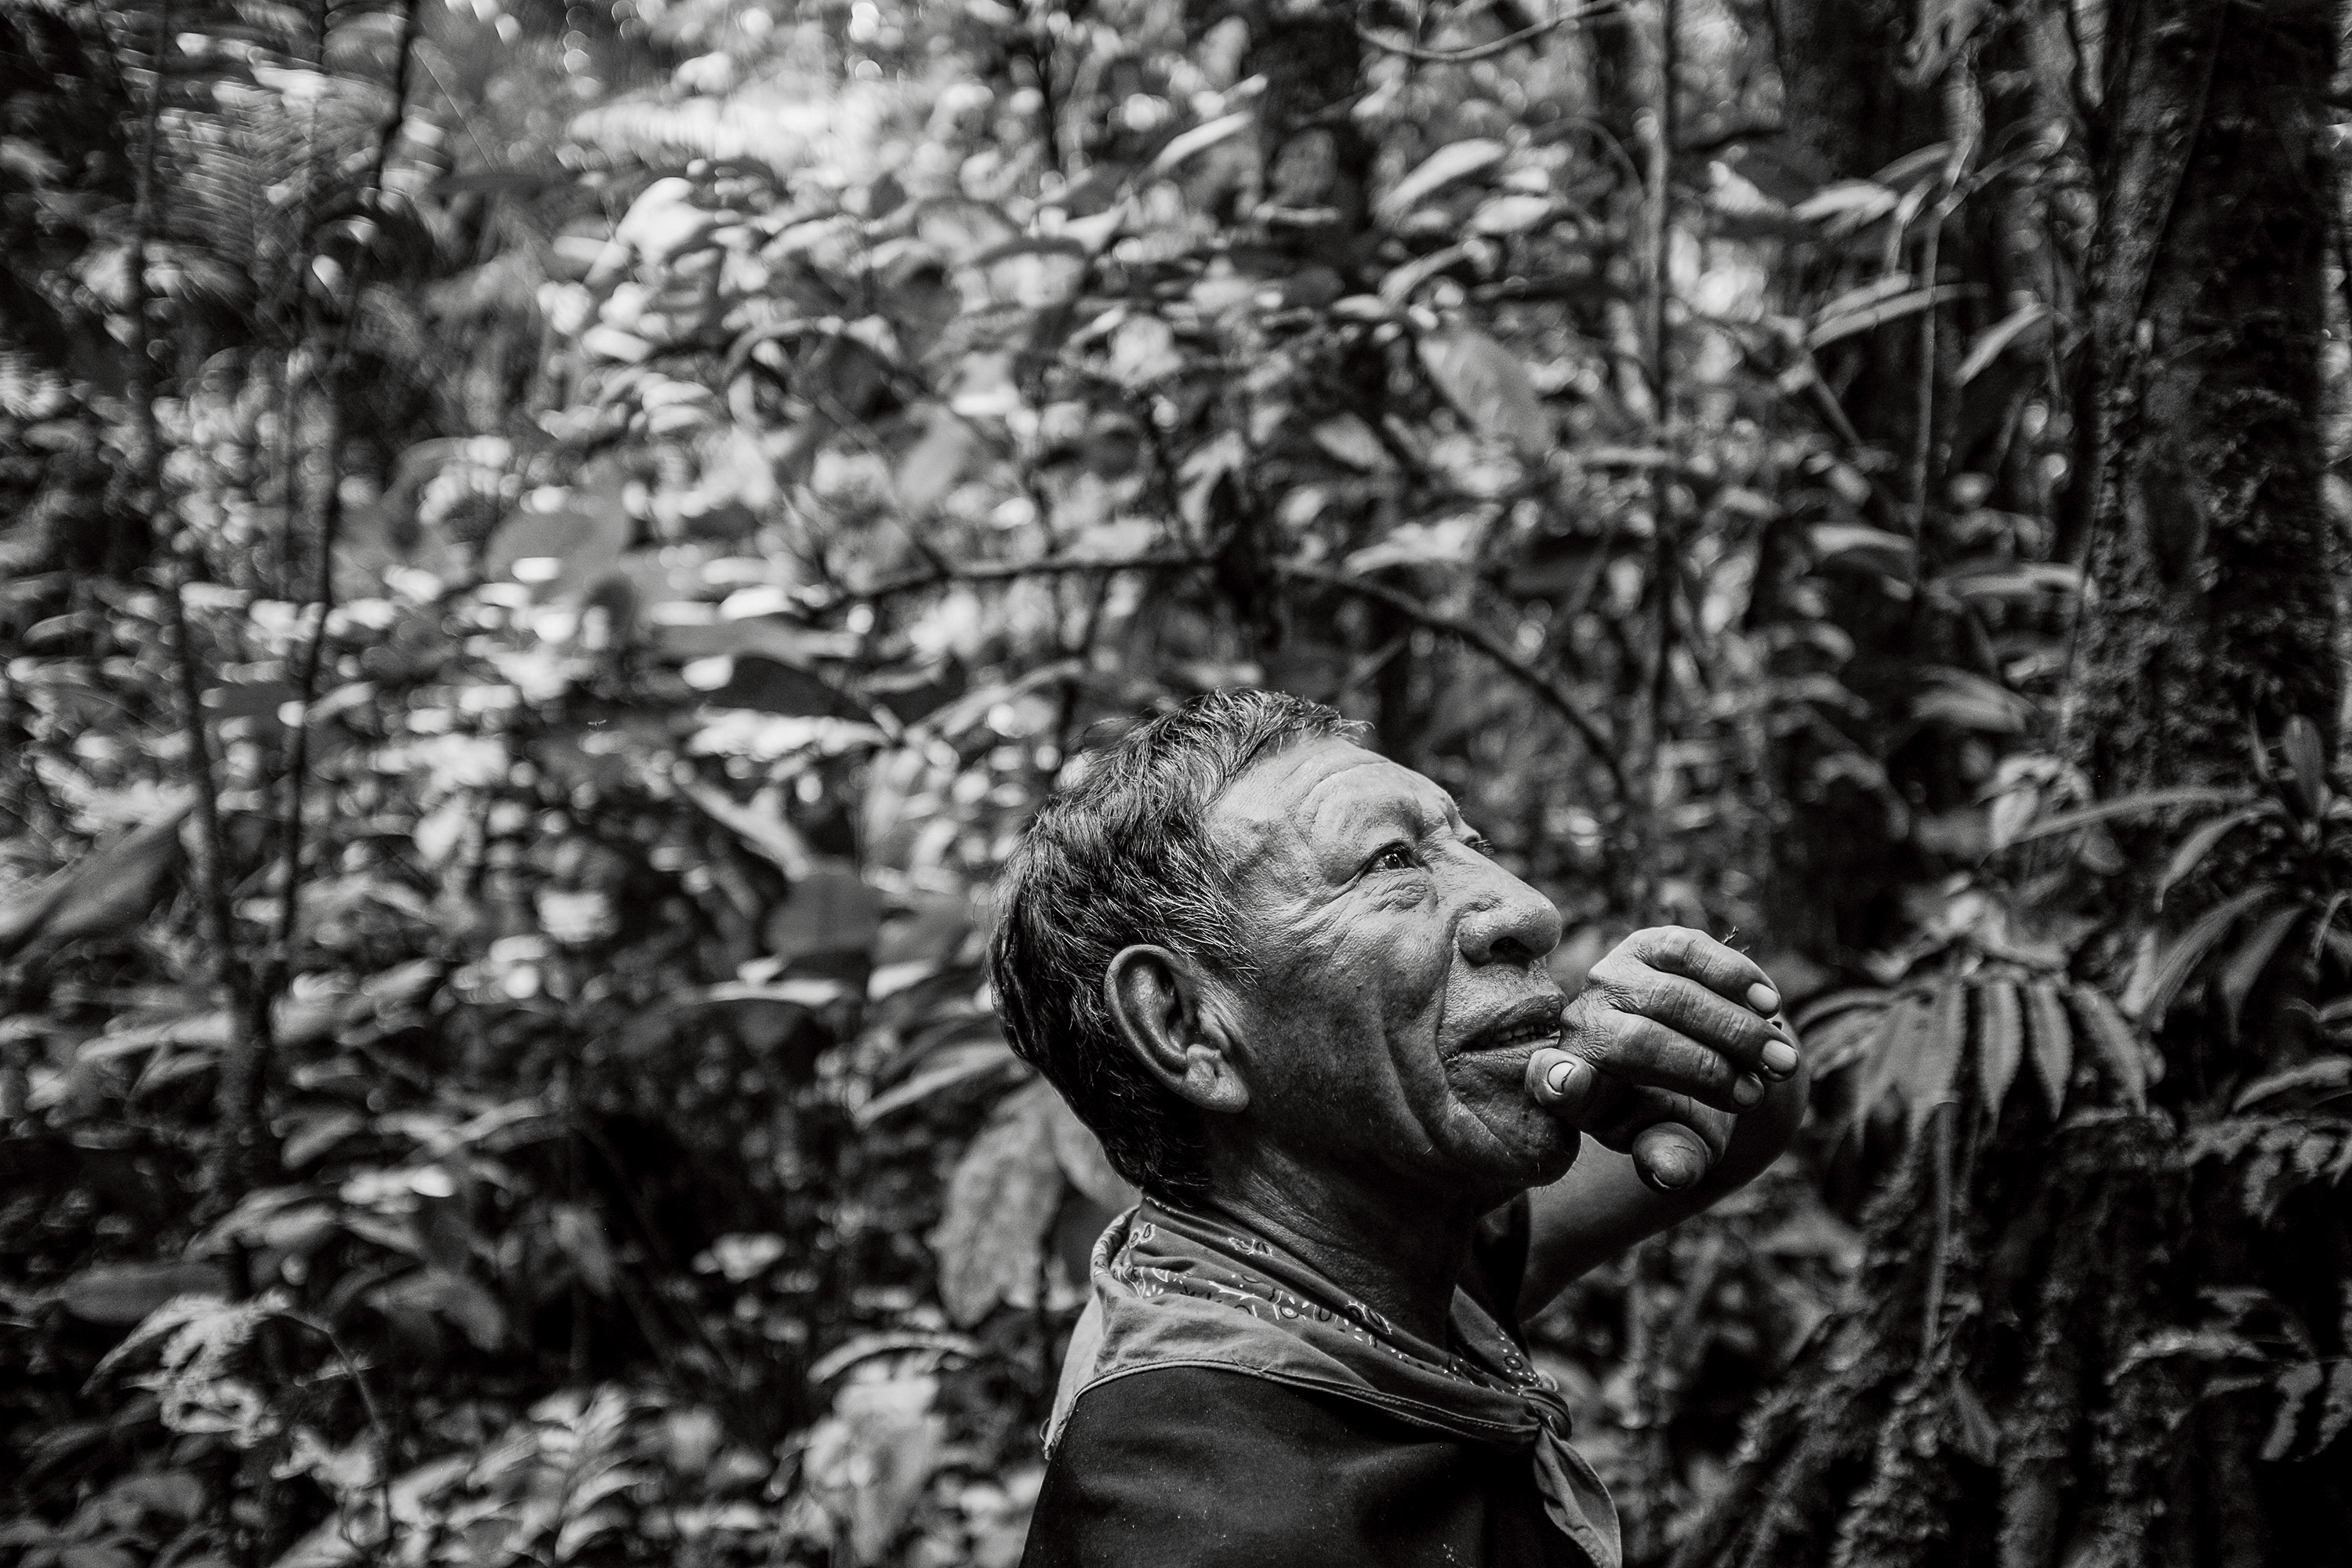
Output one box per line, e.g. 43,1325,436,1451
1188,1149,1491,1345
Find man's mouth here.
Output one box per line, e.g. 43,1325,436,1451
1455,1000,1567,1055
1474,1019,1563,1052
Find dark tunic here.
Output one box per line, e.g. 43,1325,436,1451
1021,1198,1606,1568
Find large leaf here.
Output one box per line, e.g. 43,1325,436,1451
1417,326,1550,456
927,1080,1067,1326
1976,978,2025,1118
2263,1361,2339,1461
2281,714,2333,820
2,800,192,959
481,490,633,597
1044,1091,1139,1214
764,866,885,966
2231,1058,2352,1113
806,1375,948,1566
2217,902,2306,1027
1951,1374,2000,1466
2068,987,2147,1110
855,1041,1023,1126
1811,271,1918,325
550,1204,617,1296
1471,194,1559,236
0,864,71,956
2005,786,2249,848
894,406,986,514
1793,987,1893,1032
2156,803,2270,906
1807,523,1914,577
1911,668,2031,736
1807,285,1968,350
2024,981,2072,1117
59,1260,229,1325
679,775,814,877
1905,982,1969,1136
1805,999,1895,1075
2140,884,2283,1027
1955,302,2049,384
1309,412,1393,471
1377,139,1508,224
1852,991,1929,1138
1791,180,1902,231
1149,111,1252,176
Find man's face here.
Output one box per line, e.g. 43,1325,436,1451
1201,737,1576,1202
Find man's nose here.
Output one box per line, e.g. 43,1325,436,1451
1456,865,1563,967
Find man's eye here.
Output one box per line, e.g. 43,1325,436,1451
1366,842,1418,874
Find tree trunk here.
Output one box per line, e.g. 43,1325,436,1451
1681,2,2350,1564
2068,0,2342,795
1766,0,1939,178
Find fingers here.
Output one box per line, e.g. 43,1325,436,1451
1527,1051,1731,1192
1548,1010,1766,1115
1632,1122,1713,1192
1614,927,1779,1015
1526,1051,1734,1160
1528,1051,1598,1116
1588,932,1801,1083
1533,926,1799,1192
1620,973,1788,1078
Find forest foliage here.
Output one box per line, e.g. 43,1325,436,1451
3,0,2350,1563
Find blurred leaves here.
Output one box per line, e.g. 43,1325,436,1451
0,800,191,960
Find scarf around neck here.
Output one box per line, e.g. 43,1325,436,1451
1047,1202,1621,1568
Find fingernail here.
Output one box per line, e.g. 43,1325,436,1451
1546,1060,1576,1095
1747,982,1780,1015
1653,1149,1699,1189
1734,1073,1763,1107
1762,1040,1799,1076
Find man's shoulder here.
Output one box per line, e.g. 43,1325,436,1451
1062,1359,1401,1453
1022,1365,1499,1568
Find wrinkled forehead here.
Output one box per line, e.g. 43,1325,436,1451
1204,736,1458,880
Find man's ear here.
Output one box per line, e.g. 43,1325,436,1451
1104,945,1250,1115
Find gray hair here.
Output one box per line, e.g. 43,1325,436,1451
989,688,1362,1203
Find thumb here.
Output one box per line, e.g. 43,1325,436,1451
1526,1050,1600,1120
1631,1122,1714,1192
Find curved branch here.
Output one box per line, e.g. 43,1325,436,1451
836,551,1626,797
1358,1,1627,65
837,550,1210,604
1276,563,1626,797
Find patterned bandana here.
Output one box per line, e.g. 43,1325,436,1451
1047,1203,1622,1568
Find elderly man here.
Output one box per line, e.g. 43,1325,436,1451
991,690,1805,1567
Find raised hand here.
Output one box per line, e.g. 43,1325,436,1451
1522,926,1798,1192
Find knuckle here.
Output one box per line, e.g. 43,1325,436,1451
1586,978,1640,1022
1650,982,1704,1033
1670,1036,1736,1088
1610,1008,1664,1058
1628,975,1675,1021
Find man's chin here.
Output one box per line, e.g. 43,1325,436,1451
1497,1120,1581,1184
1441,1077,1581,1185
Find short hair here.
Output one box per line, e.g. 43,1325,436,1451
989,688,1362,1203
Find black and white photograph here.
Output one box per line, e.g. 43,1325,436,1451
2,0,2348,1561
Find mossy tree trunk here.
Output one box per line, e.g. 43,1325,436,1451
1680,3,2351,1565
2052,5,2347,1548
